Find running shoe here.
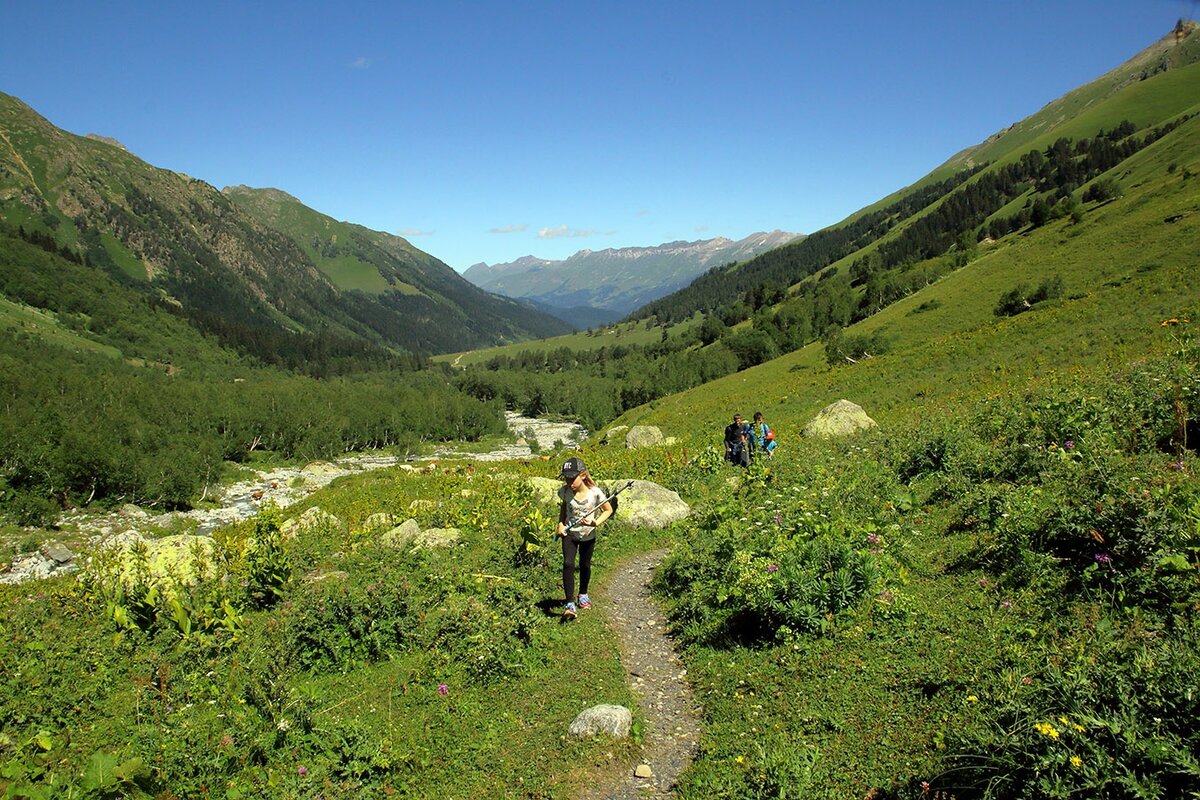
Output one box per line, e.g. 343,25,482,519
577,594,591,609
563,602,577,619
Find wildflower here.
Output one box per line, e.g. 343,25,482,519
1094,552,1111,564
297,765,308,776
1064,440,1075,450
866,533,880,545
766,564,779,573
1022,676,1033,685
966,695,979,703
735,755,746,765
774,513,782,526
1035,721,1060,740
920,781,930,797
437,683,449,696
999,600,1013,610
1070,755,1082,768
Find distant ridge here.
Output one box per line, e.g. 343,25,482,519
464,230,802,321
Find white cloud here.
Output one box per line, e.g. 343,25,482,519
397,228,434,237
351,56,372,69
538,225,598,239
490,223,529,234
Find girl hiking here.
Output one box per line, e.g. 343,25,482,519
556,457,612,619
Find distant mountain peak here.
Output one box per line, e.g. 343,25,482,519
465,231,802,317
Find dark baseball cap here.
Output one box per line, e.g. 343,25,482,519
559,457,586,479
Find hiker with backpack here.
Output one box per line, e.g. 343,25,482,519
750,411,777,457
556,457,612,619
724,413,751,467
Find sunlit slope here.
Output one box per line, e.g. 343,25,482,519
612,113,1200,438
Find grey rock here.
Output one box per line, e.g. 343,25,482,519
602,425,629,445
601,479,689,530
526,477,563,506
39,540,75,564
624,425,664,450
802,399,878,438
381,519,422,548
360,512,395,533
569,704,633,738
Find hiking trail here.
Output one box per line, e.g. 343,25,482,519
581,549,701,799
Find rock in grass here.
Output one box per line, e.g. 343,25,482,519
802,399,878,438
569,704,633,738
624,425,663,449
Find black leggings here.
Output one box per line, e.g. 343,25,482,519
562,537,596,602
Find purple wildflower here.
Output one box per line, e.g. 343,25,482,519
1064,440,1075,450
877,590,894,604
1094,552,1111,564
766,563,779,573
866,533,880,545
298,766,308,776
999,600,1013,610
437,683,450,696
774,513,782,526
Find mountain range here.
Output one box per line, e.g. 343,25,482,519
463,230,801,325
0,92,571,364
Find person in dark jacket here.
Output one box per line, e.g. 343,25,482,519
724,413,750,468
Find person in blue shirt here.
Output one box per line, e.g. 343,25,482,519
750,412,777,457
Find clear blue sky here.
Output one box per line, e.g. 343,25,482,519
1,1,1193,271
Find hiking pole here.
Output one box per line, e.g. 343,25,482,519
555,480,635,540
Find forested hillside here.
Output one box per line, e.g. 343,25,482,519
0,93,569,365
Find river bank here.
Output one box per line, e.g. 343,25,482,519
0,412,587,584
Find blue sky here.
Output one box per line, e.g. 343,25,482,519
1,1,1193,271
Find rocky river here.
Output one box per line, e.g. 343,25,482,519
0,413,587,585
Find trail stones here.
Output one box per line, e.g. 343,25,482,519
803,399,878,438
569,704,633,739
624,425,663,449
634,764,655,778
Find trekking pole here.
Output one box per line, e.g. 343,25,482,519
555,480,635,540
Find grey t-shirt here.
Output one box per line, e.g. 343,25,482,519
560,484,605,542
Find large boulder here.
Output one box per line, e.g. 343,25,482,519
569,704,633,738
381,520,461,550
280,507,342,539
601,479,689,530
101,532,217,582
381,519,422,548
802,399,878,438
602,426,629,446
526,477,562,506
625,425,664,450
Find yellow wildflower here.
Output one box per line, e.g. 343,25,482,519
966,695,979,703
735,755,746,765
1058,715,1070,726
1070,755,1082,768
1035,721,1060,740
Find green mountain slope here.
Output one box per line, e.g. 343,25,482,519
636,23,1200,327
0,93,569,365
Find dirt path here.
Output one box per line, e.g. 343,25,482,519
581,549,701,799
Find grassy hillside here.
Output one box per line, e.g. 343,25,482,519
2,25,1199,800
